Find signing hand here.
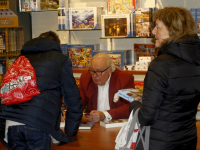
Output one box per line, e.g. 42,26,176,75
86,110,105,122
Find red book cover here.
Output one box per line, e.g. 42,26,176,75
134,81,144,92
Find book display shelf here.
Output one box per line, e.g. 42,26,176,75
0,27,23,84
0,2,24,85
54,0,156,76
72,68,147,75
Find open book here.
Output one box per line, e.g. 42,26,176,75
60,122,95,130
118,88,143,102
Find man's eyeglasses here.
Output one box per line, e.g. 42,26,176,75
88,67,109,76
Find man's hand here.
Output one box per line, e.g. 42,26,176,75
86,110,105,122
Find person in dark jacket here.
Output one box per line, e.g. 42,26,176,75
0,31,83,149
130,7,200,150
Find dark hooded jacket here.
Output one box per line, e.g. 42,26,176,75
130,35,200,150
0,37,83,143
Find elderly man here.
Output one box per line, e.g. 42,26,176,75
79,52,135,122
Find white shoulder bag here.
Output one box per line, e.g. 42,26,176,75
115,108,150,150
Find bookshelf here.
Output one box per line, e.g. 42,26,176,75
0,27,24,84
72,68,147,75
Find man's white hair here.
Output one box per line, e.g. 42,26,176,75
91,52,116,72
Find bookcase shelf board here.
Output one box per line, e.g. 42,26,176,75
72,68,147,75
19,10,58,13
57,29,101,31
100,37,154,39
0,51,21,57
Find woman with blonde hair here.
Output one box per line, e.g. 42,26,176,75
130,7,200,150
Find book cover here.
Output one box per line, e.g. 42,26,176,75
67,44,99,68
190,8,197,31
58,8,69,30
24,0,31,11
60,44,68,55
0,32,6,53
107,0,136,15
30,0,39,11
134,43,157,61
79,122,95,130
40,0,59,10
134,8,153,37
118,88,143,102
134,81,144,92
75,78,80,88
100,119,128,128
92,50,133,69
101,14,131,37
68,7,103,29
196,8,200,36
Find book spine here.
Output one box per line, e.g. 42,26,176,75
58,8,62,30
19,0,24,12
69,8,72,29
13,28,17,52
118,91,134,102
5,29,9,52
107,0,110,14
132,0,136,9
97,7,103,29
196,8,200,36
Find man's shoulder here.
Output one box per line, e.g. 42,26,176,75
80,71,92,81
113,69,133,78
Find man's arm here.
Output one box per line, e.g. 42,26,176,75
79,73,87,112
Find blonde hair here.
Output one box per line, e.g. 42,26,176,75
153,7,196,43
91,52,116,72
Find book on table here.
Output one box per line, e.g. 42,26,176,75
79,122,95,130
118,88,143,102
100,119,128,128
60,122,95,130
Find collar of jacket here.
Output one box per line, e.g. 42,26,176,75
157,35,200,65
21,37,62,54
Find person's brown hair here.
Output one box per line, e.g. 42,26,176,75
153,7,196,43
39,31,61,44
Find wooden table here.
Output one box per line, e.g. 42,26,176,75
51,122,200,150
51,123,121,150
0,122,200,150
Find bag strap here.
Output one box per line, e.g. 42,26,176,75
125,108,150,150
126,108,140,144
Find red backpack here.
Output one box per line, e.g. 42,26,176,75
0,56,40,105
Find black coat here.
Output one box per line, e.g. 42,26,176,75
0,37,83,143
130,35,200,150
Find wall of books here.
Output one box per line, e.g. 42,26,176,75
18,0,200,116
22,0,200,80
0,2,24,85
